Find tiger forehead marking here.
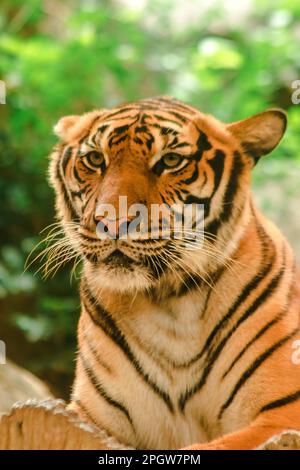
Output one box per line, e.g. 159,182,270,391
48,97,300,450
54,96,239,228
79,104,212,170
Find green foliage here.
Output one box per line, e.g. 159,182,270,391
0,0,299,395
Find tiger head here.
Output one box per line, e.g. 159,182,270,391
49,97,286,293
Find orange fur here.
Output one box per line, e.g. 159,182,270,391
48,97,300,449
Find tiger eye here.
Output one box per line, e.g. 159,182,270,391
84,151,105,168
162,153,183,168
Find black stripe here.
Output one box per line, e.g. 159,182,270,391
200,216,275,359
212,250,285,383
78,115,101,144
169,136,178,147
145,98,197,116
178,216,275,371
205,151,243,237
111,124,130,135
83,252,98,264
73,399,103,429
55,156,79,221
167,110,188,123
177,272,205,296
59,146,78,212
145,97,196,113
153,159,167,176
81,280,174,412
73,164,85,184
158,126,178,136
184,195,211,218
259,389,300,414
111,134,129,146
182,131,212,185
174,188,186,202
134,136,143,145
108,134,127,149
179,242,283,412
207,150,225,197
222,262,296,380
70,186,87,200
135,125,148,133
154,114,183,126
222,312,284,380
97,124,109,133
104,107,135,120
218,324,299,419
221,311,285,379
107,115,141,148
171,141,189,149
62,146,73,172
90,125,108,145
145,132,154,150
81,189,95,213
146,253,169,279
79,352,134,426
82,330,112,374
169,214,275,372
199,265,227,314
182,161,199,185
102,114,136,123
178,264,225,299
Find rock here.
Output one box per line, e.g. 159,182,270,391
0,360,53,415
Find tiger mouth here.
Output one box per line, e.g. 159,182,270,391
103,249,136,269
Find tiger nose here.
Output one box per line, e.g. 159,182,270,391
95,215,135,239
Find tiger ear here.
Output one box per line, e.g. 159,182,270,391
53,115,80,140
227,109,287,163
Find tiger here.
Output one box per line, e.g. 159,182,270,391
48,96,300,450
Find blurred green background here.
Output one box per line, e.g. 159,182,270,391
0,0,299,398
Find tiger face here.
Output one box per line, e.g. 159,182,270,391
49,97,286,293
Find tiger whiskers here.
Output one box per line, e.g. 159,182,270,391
175,229,252,274
163,247,218,295
150,249,190,294
25,221,81,279
70,254,83,283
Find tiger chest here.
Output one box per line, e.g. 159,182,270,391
117,297,223,448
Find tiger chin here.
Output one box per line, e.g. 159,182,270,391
48,96,300,450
